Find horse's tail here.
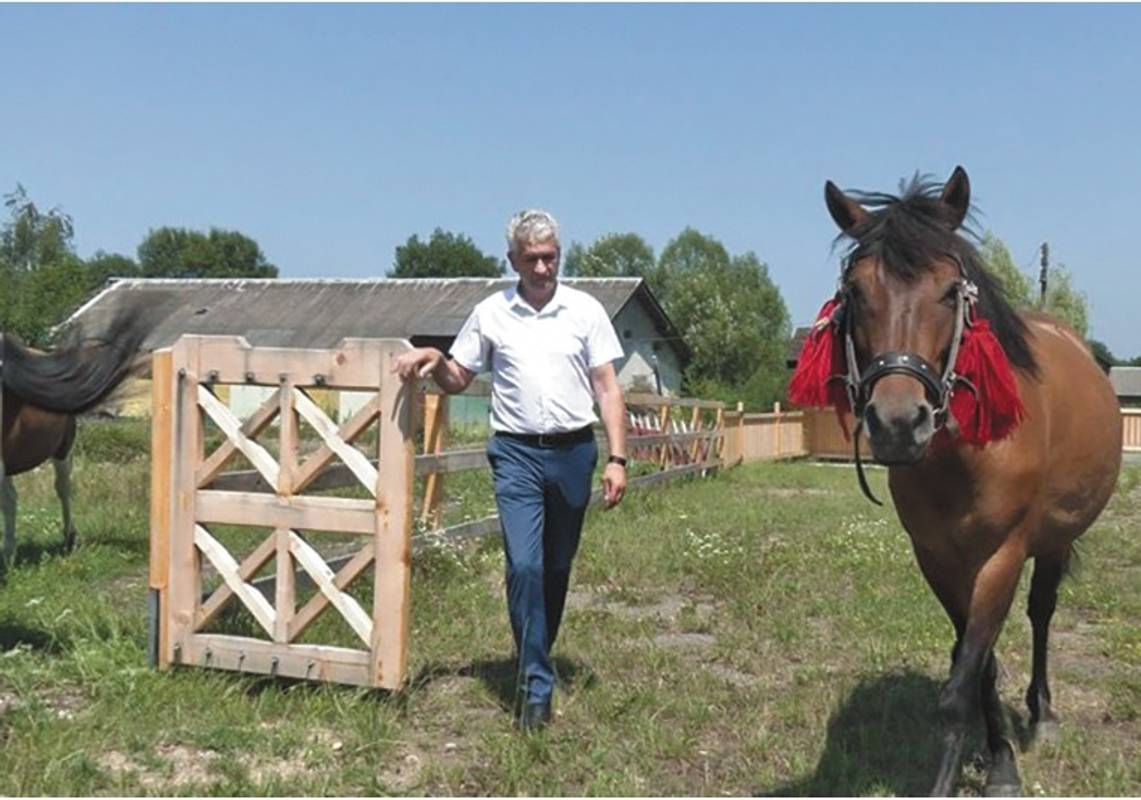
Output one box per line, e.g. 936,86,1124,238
1,302,159,415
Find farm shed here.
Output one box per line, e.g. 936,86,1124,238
66,277,690,419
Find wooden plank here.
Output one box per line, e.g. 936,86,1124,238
194,525,277,637
372,344,414,690
196,390,280,489
288,543,375,642
197,385,281,488
274,528,295,643
168,338,204,665
177,336,398,389
292,388,378,494
419,392,447,527
181,635,371,686
292,394,381,494
277,382,299,496
414,448,488,475
196,491,377,534
288,531,373,647
148,349,174,668
196,531,278,630
626,393,725,410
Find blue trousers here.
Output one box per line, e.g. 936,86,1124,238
486,433,597,705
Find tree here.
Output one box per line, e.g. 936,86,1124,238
979,231,1033,307
1042,264,1089,338
85,250,140,289
564,233,655,278
655,229,790,408
0,185,90,345
137,227,278,279
389,228,502,278
1087,339,1117,367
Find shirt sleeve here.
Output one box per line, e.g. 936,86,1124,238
448,307,489,374
586,300,625,368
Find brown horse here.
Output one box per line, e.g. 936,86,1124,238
813,167,1122,796
1,306,156,563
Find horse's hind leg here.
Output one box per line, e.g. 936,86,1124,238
981,651,1020,796
1026,554,1066,740
53,453,77,552
1,463,16,563
53,417,78,553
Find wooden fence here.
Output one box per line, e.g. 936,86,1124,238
1124,408,1141,453
721,402,809,464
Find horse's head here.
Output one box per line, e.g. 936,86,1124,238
823,167,977,465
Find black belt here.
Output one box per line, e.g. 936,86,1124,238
495,426,595,447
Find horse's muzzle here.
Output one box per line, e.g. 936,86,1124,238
864,397,936,464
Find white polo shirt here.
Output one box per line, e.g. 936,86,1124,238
449,282,624,434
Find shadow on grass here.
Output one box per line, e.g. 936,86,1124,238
767,669,947,797
0,620,63,654
412,654,596,714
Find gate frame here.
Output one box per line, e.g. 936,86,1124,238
148,335,414,690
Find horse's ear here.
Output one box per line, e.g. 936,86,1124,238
940,166,971,229
825,181,869,234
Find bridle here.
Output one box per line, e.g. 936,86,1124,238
834,256,980,505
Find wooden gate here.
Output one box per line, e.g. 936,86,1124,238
149,336,414,689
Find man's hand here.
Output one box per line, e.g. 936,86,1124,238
601,462,626,509
392,347,445,383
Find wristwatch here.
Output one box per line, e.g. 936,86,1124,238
606,455,628,467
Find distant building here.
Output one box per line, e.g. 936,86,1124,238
68,277,690,419
1110,366,1141,408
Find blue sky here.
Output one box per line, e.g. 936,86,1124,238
3,4,1139,356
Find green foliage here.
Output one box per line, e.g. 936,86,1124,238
564,233,655,278
654,230,790,409
137,227,278,279
979,231,1033,306
1043,263,1089,338
1088,339,1118,367
84,250,140,289
0,186,90,345
390,228,503,278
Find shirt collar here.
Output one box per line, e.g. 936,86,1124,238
507,281,567,316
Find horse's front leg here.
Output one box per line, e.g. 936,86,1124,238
931,543,1025,797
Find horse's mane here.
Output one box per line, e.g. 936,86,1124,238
837,174,1038,376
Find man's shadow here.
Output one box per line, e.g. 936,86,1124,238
767,669,965,797
412,655,596,713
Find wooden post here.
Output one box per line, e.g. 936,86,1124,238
657,402,671,469
167,338,204,666
688,406,702,464
371,345,414,690
736,402,745,465
713,406,724,464
773,401,782,460
420,392,448,529
148,349,174,668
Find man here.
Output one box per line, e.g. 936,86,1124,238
393,209,628,731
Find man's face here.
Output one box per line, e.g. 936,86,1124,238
509,238,560,296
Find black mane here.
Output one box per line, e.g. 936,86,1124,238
837,174,1038,375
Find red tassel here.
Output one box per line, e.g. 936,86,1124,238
946,319,1024,445
788,298,850,415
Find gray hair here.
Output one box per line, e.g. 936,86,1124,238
506,209,560,254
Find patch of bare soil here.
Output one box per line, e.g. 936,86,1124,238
100,744,220,791
0,691,20,715
377,748,425,792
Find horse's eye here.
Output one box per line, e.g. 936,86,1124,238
940,287,959,307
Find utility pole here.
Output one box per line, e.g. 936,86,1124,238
1038,242,1049,307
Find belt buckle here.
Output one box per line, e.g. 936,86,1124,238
537,432,553,447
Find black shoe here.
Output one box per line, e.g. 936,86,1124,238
518,701,552,733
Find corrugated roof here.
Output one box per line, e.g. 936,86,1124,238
1110,366,1141,398
67,277,689,361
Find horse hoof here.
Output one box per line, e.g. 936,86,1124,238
1032,719,1061,745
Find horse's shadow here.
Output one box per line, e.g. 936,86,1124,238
767,669,958,797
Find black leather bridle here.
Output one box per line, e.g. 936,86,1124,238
835,260,980,505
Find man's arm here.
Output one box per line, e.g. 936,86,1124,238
392,347,476,394
590,362,627,509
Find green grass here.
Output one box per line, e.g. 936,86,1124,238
1,423,1139,795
